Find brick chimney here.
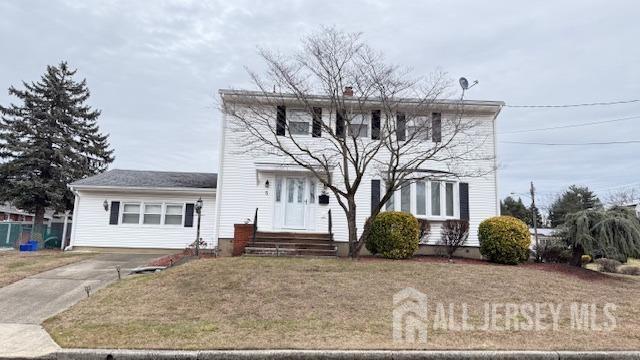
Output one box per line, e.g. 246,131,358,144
343,86,353,96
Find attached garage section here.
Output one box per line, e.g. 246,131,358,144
69,170,217,250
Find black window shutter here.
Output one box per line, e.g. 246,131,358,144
184,203,195,227
336,109,345,137
276,106,286,136
432,112,442,142
312,107,322,137
371,110,381,140
371,179,381,214
109,201,120,225
459,183,469,221
396,113,406,141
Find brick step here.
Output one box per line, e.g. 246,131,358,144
254,231,332,240
247,242,336,250
244,247,337,257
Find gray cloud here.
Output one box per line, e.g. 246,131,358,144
1,0,639,208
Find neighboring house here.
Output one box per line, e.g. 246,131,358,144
0,203,34,222
68,170,217,250
215,89,503,257
529,228,558,249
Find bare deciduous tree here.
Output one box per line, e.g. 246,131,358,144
222,27,494,257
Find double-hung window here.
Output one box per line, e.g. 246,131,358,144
288,109,310,135
348,114,369,138
143,204,162,224
122,203,141,224
406,116,430,141
164,204,184,225
430,181,455,217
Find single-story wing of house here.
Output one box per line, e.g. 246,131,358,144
68,169,217,251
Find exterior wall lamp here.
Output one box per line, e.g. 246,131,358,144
103,200,109,212
265,180,270,189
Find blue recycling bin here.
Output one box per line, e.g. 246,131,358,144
19,244,30,251
28,240,38,251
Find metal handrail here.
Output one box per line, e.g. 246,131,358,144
328,209,333,241
252,208,258,243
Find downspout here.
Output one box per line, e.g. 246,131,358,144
213,94,227,247
67,185,81,251
492,104,504,215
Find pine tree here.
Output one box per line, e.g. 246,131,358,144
548,185,602,227
500,196,530,224
0,62,114,233
529,204,544,228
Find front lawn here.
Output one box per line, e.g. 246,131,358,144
0,249,94,288
45,257,640,350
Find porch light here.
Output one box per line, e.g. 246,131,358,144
265,180,270,189
195,197,203,215
103,200,109,211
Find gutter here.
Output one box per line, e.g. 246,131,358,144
68,185,217,194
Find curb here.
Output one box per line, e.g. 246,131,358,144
41,349,640,360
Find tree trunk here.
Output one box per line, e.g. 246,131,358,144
32,206,46,242
570,244,584,267
346,197,358,258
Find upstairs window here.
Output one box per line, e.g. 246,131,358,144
288,109,310,135
336,109,346,137
348,114,369,138
406,116,430,140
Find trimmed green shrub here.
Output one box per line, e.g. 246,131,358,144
533,238,571,263
479,216,530,265
368,211,419,259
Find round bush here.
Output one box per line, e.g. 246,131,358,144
478,216,530,265
367,211,419,259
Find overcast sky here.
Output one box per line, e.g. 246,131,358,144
1,0,639,209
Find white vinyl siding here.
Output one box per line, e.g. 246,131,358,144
72,190,216,249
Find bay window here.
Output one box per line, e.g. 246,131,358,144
431,182,441,216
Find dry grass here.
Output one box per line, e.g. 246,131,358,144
0,249,93,288
44,257,640,350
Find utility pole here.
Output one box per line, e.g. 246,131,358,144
530,181,540,262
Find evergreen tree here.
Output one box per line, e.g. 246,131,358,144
548,185,602,228
500,196,530,224
529,204,544,228
0,62,113,232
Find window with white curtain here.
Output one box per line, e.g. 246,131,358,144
431,182,441,216
143,204,162,224
164,204,183,225
122,203,141,224
288,109,310,135
348,114,369,138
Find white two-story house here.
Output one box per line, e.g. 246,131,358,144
215,88,504,258
68,88,502,258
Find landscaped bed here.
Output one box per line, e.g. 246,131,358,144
0,249,94,288
44,256,640,350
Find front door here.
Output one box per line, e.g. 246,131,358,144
284,177,306,228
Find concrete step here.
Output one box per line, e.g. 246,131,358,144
244,247,337,257
247,242,336,250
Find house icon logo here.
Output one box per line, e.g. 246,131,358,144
393,287,428,344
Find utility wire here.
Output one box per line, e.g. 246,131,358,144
500,115,640,134
502,140,640,146
504,99,640,108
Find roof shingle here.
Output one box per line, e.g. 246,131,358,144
71,169,217,189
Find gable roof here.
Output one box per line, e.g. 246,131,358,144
70,169,217,189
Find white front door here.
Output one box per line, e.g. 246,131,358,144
284,177,306,228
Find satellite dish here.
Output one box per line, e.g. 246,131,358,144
459,77,469,90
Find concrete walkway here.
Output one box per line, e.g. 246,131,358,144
0,253,158,358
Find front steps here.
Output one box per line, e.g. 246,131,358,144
244,231,337,257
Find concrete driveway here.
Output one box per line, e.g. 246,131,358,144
0,252,160,358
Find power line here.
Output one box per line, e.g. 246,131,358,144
502,140,640,146
504,99,640,108
500,115,640,134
